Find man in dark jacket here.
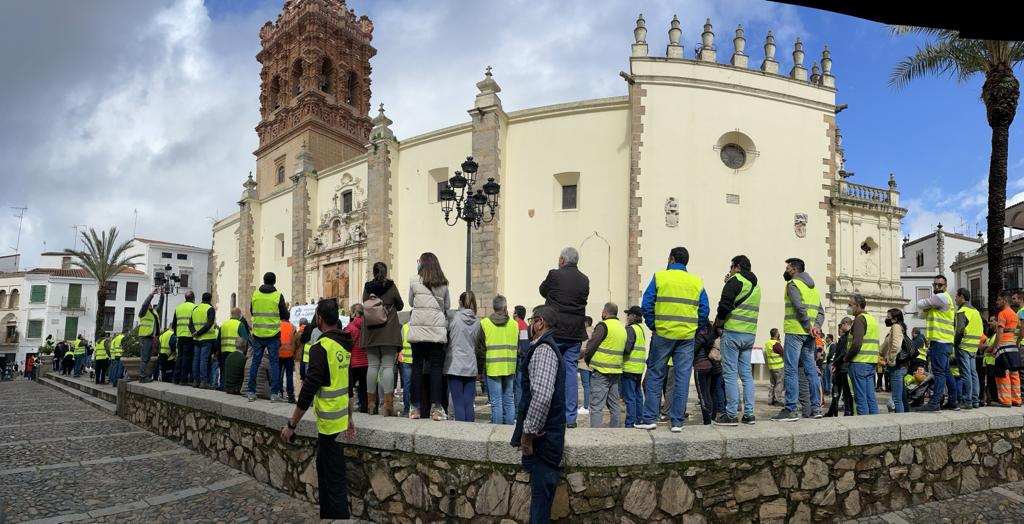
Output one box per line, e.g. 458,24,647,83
826,317,854,417
511,305,565,524
538,247,589,427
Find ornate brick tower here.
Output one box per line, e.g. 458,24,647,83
253,0,375,194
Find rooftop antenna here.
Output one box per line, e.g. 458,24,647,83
132,208,138,239
10,206,27,253
71,224,88,251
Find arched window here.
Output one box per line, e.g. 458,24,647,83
269,76,281,110
331,220,341,243
319,58,332,93
291,59,304,96
276,165,285,185
8,289,18,309
0,290,7,309
230,293,237,309
345,71,358,105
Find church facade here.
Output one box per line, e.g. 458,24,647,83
211,0,908,338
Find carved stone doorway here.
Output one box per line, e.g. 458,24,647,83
322,261,351,309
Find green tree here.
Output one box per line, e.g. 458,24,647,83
63,227,142,340
890,28,1024,312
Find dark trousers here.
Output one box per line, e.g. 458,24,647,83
175,337,194,384
411,342,445,413
316,433,350,520
94,360,109,384
300,361,307,381
349,367,368,413
279,357,295,397
826,369,854,417
159,354,173,382
695,367,725,424
523,454,559,524
448,375,476,422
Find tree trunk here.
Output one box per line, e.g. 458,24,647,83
95,284,106,341
982,66,1019,314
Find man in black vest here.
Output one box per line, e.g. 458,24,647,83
512,305,565,524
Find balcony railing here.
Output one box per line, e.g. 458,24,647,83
843,182,890,204
61,296,87,311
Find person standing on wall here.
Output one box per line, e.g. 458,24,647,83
915,275,959,411
511,305,565,524
478,294,518,425
582,303,626,429
172,291,197,385
445,291,480,423
538,247,590,429
249,272,288,402
636,246,709,433
137,287,163,383
189,292,217,389
361,262,405,417
406,252,451,421
93,337,110,385
512,305,530,414
771,258,824,422
279,299,355,520
713,255,760,426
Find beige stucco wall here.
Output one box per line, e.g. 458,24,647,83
211,215,240,321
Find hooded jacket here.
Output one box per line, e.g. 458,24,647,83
361,279,405,348
476,310,511,362
715,270,758,326
445,308,480,377
786,272,825,332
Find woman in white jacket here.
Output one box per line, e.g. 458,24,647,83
407,252,451,420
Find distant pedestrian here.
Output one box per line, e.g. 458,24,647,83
825,317,855,417
539,247,590,428
172,292,198,385
764,329,784,405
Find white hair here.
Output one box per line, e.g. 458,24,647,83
560,247,579,265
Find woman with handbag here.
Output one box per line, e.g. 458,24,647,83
882,308,910,413
407,252,451,421
362,262,405,416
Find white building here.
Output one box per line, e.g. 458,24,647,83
125,238,212,330
950,201,1024,318
900,225,984,331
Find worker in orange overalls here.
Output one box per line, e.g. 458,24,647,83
993,293,1021,407
279,315,297,403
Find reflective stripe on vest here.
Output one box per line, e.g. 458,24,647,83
220,319,241,353
783,279,820,335
590,318,626,374
959,305,983,353
111,335,124,359
94,340,110,360
723,274,760,334
73,340,86,355
851,313,880,364
764,340,783,370
314,336,350,435
400,324,411,364
653,269,703,340
624,323,647,374
191,303,217,341
138,309,158,337
175,301,196,338
481,317,518,377
925,292,955,343
251,290,282,338
159,330,174,356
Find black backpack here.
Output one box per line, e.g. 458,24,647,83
895,332,916,366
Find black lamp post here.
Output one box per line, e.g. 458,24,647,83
439,156,500,291
156,263,181,331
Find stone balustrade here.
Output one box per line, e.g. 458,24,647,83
120,380,1024,522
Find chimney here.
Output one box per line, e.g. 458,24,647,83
61,256,71,270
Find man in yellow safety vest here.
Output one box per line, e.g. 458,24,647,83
841,294,880,415
137,287,163,382
915,274,959,411
713,255,761,426
764,328,784,405
249,272,288,402
582,302,626,428
772,257,825,422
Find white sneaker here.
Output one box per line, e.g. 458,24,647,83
577,407,590,415
633,422,657,430
247,393,256,402
670,426,683,433
270,394,279,403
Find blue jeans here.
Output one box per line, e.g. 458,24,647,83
888,366,907,413
928,341,957,408
720,331,756,418
641,335,695,427
401,363,413,414
193,340,212,386
523,454,559,524
74,355,84,376
821,361,832,394
486,375,515,425
109,359,123,386
554,338,581,424
248,336,282,395
621,373,644,426
849,362,879,415
139,337,155,378
579,368,592,409
957,349,980,406
514,367,523,416
783,334,821,414
279,357,295,397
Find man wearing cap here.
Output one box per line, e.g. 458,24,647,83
621,306,647,427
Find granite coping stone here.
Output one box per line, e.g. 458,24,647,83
125,381,1024,468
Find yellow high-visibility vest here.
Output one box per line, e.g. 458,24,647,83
764,339,783,370
138,308,158,337
850,313,879,365
220,318,241,353
314,336,350,435
94,339,110,360
174,301,196,338
400,324,411,364
624,323,646,374
924,292,955,343
481,317,518,377
251,290,282,338
590,318,626,374
959,305,983,353
723,274,760,334
191,303,217,341
783,279,820,335
653,270,703,340
110,334,124,359
159,329,174,356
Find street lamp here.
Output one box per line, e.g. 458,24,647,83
439,156,500,291
155,264,181,331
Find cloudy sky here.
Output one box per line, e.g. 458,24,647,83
2,0,1022,269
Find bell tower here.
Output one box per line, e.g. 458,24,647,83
253,0,375,196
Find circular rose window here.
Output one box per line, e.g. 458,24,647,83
720,143,746,169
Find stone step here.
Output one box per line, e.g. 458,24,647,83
39,373,117,414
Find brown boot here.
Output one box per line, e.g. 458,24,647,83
367,392,378,415
383,393,395,417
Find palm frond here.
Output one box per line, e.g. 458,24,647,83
889,41,962,90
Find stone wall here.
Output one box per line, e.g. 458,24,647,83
121,382,1024,523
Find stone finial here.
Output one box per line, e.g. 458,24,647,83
789,37,807,81
731,24,748,68
888,173,897,190
294,139,315,175
474,66,503,111
371,102,395,141
243,171,257,190
666,15,683,59
760,31,779,74
632,14,649,57
810,61,821,84
241,171,258,202
821,46,835,87
699,18,716,62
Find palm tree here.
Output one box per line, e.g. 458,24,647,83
63,227,141,340
890,28,1024,313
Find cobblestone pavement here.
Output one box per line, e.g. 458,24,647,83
0,379,325,523
843,481,1024,524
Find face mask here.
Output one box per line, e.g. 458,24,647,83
783,271,793,281
846,305,854,315
885,318,893,327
